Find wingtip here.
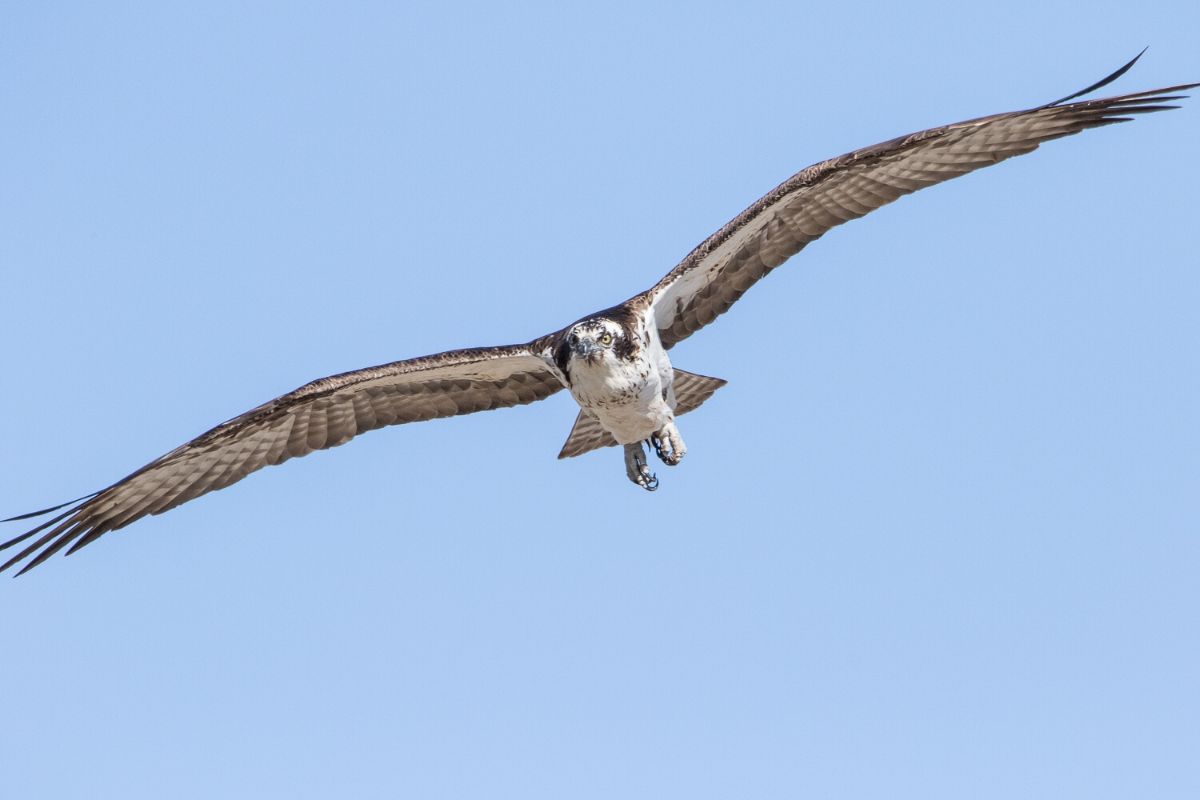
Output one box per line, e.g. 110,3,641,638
2,491,100,524
0,501,97,575
0,551,27,575
1041,48,1151,109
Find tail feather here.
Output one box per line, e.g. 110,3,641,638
557,368,727,459
671,368,727,416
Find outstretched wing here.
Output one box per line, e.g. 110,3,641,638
2,344,563,575
643,55,1197,349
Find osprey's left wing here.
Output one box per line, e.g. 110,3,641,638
2,344,562,575
643,58,1196,349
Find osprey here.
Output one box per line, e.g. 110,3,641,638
3,54,1195,574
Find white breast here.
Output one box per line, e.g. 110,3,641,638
567,325,675,445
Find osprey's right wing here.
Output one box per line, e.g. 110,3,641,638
2,344,564,575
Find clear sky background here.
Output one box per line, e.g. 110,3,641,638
2,3,1197,798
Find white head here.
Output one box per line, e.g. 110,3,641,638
555,315,640,376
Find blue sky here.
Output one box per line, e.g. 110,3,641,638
2,3,1197,798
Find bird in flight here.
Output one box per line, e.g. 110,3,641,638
4,53,1195,574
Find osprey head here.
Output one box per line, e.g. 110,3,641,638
562,317,633,369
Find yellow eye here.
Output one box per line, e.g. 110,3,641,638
598,332,613,346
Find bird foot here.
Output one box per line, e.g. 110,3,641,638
624,443,659,491
650,423,687,466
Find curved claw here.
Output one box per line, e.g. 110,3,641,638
639,465,659,492
624,442,660,491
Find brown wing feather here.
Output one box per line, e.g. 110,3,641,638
644,70,1197,349
1,344,562,575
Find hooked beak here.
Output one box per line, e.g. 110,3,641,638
573,338,601,359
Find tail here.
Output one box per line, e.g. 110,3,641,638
557,368,727,459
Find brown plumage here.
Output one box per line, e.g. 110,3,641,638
646,64,1196,348
2,347,562,574
4,53,1194,574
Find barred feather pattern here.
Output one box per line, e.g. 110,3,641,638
646,73,1198,348
1,346,563,575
